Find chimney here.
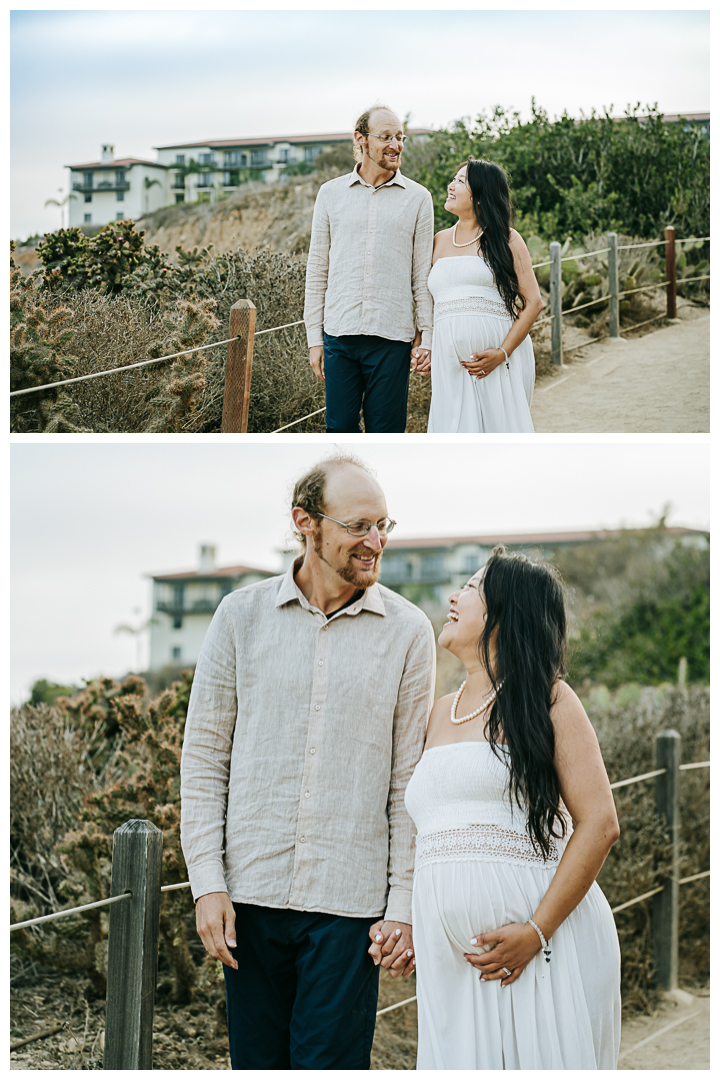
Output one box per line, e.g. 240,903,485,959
101,143,114,164
199,544,216,572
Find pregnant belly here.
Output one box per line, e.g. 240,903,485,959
434,313,512,359
413,859,557,956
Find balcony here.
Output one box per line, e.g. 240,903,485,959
156,598,219,616
72,181,130,193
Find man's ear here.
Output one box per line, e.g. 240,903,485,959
291,506,315,539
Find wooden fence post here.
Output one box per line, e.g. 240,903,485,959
665,226,677,320
104,820,163,1070
550,242,563,367
607,232,620,338
653,730,681,992
221,299,257,433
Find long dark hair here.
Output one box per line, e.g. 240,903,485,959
479,546,568,858
465,158,526,319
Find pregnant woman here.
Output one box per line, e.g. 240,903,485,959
421,159,543,432
405,548,622,1069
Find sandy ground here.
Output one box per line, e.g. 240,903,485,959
618,988,710,1070
531,307,709,433
10,972,709,1070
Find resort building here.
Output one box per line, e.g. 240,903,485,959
66,144,168,229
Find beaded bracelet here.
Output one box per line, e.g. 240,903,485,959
527,918,552,963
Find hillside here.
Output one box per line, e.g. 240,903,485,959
134,175,320,259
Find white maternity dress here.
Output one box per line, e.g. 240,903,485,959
427,256,535,433
405,742,621,1069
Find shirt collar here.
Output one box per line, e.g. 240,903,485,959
275,557,386,617
348,163,406,190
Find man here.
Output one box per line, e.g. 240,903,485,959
180,453,435,1069
304,105,434,433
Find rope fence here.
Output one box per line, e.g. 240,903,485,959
10,734,709,1064
9,231,710,427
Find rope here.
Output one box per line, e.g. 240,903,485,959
10,336,241,398
619,281,669,298
611,886,664,914
563,332,609,353
679,760,710,771
676,274,711,285
679,869,710,885
377,995,417,1017
10,890,131,932
610,768,666,790
532,314,554,327
272,406,326,433
675,236,711,245
562,293,612,315
160,881,192,893
621,312,667,333
562,247,610,262
617,239,666,251
254,319,305,337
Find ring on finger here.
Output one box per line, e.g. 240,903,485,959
502,967,513,976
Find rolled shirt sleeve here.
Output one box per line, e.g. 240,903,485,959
412,191,435,351
303,186,330,349
383,619,436,924
180,598,238,901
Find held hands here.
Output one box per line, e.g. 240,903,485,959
461,348,507,380
309,345,325,381
367,920,415,978
410,347,431,376
196,891,238,970
463,921,542,988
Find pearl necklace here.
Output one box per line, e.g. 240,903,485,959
452,222,482,248
450,679,503,725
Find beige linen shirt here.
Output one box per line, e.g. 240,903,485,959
180,562,436,926
303,165,434,350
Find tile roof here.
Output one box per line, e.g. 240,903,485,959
384,527,703,551
66,157,164,170
150,563,275,581
155,128,432,151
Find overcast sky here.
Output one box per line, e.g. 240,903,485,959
11,5,709,239
10,439,709,701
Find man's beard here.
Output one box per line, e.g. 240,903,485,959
312,532,382,588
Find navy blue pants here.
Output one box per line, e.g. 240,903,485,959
323,333,412,433
223,903,379,1070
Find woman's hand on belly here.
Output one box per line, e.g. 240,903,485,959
463,921,541,987
461,347,507,379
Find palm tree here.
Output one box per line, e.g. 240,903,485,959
44,189,77,229
143,175,162,214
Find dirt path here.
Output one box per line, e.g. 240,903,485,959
531,309,709,432
618,989,710,1070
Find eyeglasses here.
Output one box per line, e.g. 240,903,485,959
316,513,396,537
366,133,407,145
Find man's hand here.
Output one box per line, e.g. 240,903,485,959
309,345,325,381
410,347,431,376
368,920,414,978
196,891,238,970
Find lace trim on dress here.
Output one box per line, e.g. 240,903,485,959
434,296,512,322
414,823,562,870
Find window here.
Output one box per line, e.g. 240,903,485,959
84,193,92,203
83,171,93,189
223,151,243,166
115,169,126,187
173,615,183,629
199,153,215,165
172,646,182,661
304,145,322,162
277,148,289,163
197,174,212,187
84,213,92,223
116,213,124,220
175,193,185,203
173,174,185,189
116,191,124,202
175,154,185,165
250,148,268,167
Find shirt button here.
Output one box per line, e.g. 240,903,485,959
299,836,306,843
318,660,324,666
314,704,321,711
304,791,310,798
310,748,316,755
